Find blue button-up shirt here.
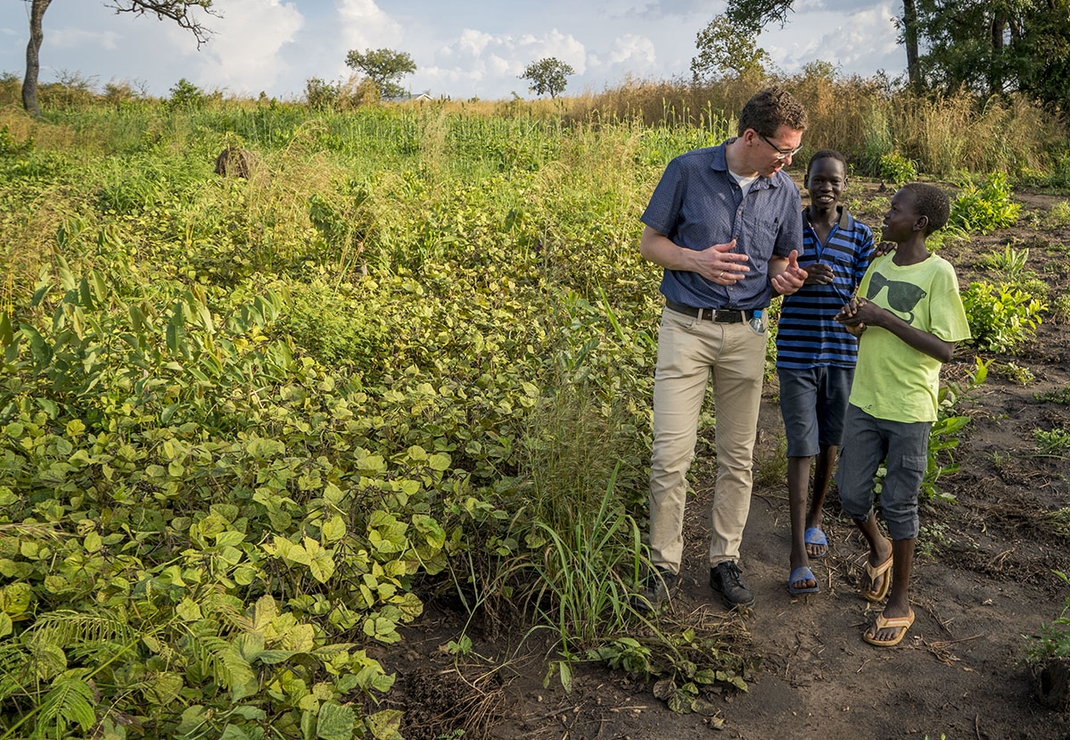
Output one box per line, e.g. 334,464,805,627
641,141,803,310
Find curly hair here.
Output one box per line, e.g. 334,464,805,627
805,149,848,180
738,86,808,137
901,183,950,234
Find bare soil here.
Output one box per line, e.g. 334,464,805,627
377,182,1070,740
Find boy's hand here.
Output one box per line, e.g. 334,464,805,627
836,296,884,327
770,250,808,296
804,262,834,285
834,297,868,337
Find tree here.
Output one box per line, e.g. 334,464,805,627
916,0,1070,110
21,0,216,117
723,0,923,91
691,14,771,81
519,57,575,99
344,48,417,100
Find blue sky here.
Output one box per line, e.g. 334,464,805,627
0,0,905,101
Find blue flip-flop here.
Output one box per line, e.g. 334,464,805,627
804,527,829,558
788,566,820,595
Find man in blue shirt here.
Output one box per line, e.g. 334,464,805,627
637,86,809,609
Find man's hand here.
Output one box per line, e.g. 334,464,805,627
696,239,751,283
639,228,750,284
770,250,808,296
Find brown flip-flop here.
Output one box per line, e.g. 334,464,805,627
863,608,915,647
861,552,893,602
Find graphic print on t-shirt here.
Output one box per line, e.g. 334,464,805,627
866,271,926,323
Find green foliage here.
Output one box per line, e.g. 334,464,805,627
877,152,917,185
1052,293,1070,325
586,627,754,712
344,48,417,100
305,77,343,111
949,172,1021,233
1023,154,1070,192
691,15,771,81
1046,510,1070,540
979,245,1030,279
519,58,576,99
1025,571,1070,662
1035,385,1070,406
993,361,1035,386
922,357,989,502
0,101,674,734
168,78,209,111
962,280,1045,353
0,126,32,159
1034,428,1070,457
1041,201,1070,228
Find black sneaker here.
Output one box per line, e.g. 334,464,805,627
709,561,754,607
632,567,680,611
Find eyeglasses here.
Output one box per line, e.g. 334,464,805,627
758,133,803,161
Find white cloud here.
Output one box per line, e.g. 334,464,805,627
607,33,657,66
337,0,403,51
517,29,587,73
192,0,303,94
458,29,495,57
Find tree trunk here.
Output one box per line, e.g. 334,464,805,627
989,12,1007,96
901,0,921,92
22,0,53,117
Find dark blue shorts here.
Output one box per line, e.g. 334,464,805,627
777,365,855,458
836,404,930,541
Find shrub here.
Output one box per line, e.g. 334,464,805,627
877,152,917,184
305,77,341,111
961,280,1045,353
949,172,1021,233
167,78,207,110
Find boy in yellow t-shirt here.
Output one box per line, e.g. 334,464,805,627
833,183,971,647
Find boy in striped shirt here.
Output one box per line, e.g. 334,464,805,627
776,150,874,596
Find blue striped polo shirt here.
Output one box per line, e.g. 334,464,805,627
641,141,804,311
776,206,874,369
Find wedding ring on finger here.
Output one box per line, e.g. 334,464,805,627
718,270,725,279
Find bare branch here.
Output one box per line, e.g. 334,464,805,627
105,0,219,47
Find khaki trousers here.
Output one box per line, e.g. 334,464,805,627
648,308,766,573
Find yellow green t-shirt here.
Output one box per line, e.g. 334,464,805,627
849,252,972,423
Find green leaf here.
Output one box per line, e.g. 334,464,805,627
365,709,403,740
177,598,203,621
145,672,185,704
427,452,451,471
316,702,355,740
305,538,336,583
257,649,297,665
40,671,95,731
219,725,251,740
0,312,12,348
84,531,103,553
321,515,347,542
